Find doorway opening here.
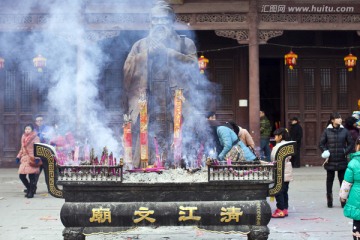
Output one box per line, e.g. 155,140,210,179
260,58,282,134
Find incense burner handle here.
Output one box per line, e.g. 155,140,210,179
268,141,296,197
34,143,64,198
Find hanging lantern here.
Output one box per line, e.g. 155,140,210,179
284,50,298,70
198,55,209,74
33,54,47,72
344,53,357,72
0,57,4,69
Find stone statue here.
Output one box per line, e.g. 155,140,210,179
124,0,199,167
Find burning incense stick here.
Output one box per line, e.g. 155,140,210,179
139,92,149,168
123,114,132,169
173,89,185,167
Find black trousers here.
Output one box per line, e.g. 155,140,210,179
19,174,36,189
291,145,301,167
275,182,290,210
34,165,43,185
326,169,345,194
353,220,360,240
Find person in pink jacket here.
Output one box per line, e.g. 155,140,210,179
16,124,40,198
238,126,255,150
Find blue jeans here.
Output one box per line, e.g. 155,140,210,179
275,182,289,210
260,138,271,161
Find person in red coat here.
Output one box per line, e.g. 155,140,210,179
16,124,40,198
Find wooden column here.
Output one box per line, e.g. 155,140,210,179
248,0,260,147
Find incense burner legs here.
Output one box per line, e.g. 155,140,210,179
248,226,270,240
63,227,85,240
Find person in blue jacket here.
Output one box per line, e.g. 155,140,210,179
217,121,256,162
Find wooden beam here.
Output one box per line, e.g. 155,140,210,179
259,22,360,30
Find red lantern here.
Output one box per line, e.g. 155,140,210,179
33,54,47,72
284,50,298,70
344,53,357,72
198,55,209,74
0,57,4,69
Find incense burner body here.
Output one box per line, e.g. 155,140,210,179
35,142,296,240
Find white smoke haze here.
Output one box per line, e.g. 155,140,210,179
44,3,119,156
7,0,122,157
1,0,219,164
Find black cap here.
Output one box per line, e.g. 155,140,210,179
290,116,299,121
206,111,216,119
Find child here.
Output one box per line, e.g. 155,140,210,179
271,128,293,218
16,124,40,198
339,136,360,240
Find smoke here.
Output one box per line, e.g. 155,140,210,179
0,0,129,157
1,0,219,165
44,1,123,156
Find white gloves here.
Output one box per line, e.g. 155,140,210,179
321,150,330,159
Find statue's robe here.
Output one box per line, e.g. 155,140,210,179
124,33,198,167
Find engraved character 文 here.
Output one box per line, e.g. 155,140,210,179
134,207,156,223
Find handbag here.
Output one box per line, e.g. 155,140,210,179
28,156,42,168
24,147,42,167
225,144,245,162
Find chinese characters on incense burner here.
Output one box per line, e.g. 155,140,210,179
88,205,244,224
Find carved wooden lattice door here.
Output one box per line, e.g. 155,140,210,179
209,58,237,122
285,59,352,165
0,64,49,167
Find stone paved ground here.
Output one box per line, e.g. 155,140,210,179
0,166,350,240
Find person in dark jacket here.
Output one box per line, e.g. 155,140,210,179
289,116,303,168
33,115,52,194
344,116,360,153
319,112,354,208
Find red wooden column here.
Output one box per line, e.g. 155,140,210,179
248,0,260,147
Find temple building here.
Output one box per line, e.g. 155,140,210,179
0,0,359,167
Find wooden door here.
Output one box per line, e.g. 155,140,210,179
0,58,126,167
285,58,353,165
0,60,50,167
202,47,250,129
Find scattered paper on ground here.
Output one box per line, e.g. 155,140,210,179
40,215,58,221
